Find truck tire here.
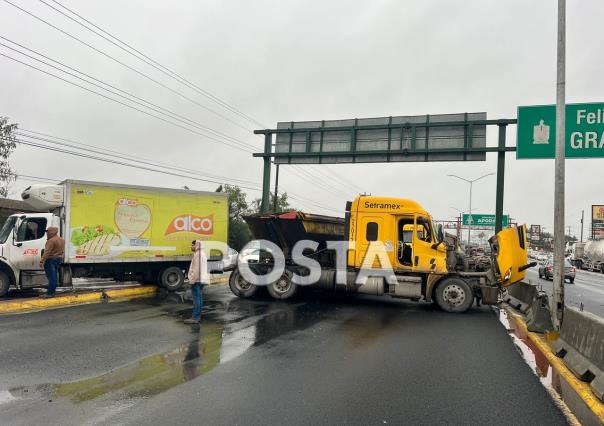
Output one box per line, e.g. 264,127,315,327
434,277,474,313
267,272,297,300
159,267,185,291
229,268,258,298
0,271,9,297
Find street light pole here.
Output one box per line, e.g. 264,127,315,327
448,173,494,246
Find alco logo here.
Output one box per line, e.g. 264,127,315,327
165,214,214,236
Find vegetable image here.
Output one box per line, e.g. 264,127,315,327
71,225,117,246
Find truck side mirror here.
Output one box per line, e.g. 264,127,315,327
12,221,21,247
437,224,444,242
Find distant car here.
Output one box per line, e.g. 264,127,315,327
237,244,275,265
222,247,239,271
538,258,575,283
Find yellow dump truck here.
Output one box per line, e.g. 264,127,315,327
229,195,531,313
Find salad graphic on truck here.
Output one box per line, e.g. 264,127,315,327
72,225,120,256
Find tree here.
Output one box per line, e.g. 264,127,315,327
565,234,577,244
0,117,17,198
215,185,252,251
251,191,292,213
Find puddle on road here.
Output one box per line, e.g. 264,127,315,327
0,292,331,414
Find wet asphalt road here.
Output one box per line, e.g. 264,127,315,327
0,286,568,425
524,267,604,317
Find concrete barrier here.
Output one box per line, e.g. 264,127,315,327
553,307,604,401
525,293,554,333
503,281,538,314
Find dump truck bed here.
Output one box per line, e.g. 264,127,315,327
243,211,345,263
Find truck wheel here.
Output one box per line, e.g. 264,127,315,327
0,271,9,297
159,267,185,291
434,278,473,313
229,268,258,298
267,272,297,300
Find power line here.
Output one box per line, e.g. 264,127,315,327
2,0,255,133
289,166,349,199
17,128,258,186
3,135,262,190
0,37,254,151
41,0,266,129
15,131,260,187
5,134,339,213
0,52,255,153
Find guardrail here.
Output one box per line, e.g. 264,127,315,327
503,281,553,333
553,307,604,402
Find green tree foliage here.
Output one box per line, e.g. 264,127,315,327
215,184,252,251
0,117,17,198
251,192,292,213
214,185,295,250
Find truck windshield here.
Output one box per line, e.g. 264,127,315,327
0,216,17,244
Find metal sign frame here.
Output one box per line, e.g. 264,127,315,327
254,117,517,233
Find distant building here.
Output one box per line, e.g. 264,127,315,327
0,198,40,225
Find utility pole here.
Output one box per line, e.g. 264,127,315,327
580,210,584,243
552,0,566,330
273,164,280,213
468,181,473,245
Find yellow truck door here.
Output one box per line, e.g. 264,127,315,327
355,216,385,268
413,215,440,272
492,225,530,286
396,216,414,270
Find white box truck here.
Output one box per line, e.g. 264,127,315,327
0,180,228,296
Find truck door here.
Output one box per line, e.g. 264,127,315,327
413,215,437,272
396,216,414,270
356,216,384,268
12,216,48,271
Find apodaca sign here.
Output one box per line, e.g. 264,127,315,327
517,102,604,159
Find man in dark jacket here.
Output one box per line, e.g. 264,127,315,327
40,227,65,298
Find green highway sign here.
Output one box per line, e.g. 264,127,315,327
517,102,604,159
463,213,509,228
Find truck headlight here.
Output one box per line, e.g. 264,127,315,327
504,267,513,281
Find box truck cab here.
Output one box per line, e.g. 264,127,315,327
0,180,228,297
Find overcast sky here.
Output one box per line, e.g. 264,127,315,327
1,0,602,237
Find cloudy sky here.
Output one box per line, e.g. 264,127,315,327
0,0,602,237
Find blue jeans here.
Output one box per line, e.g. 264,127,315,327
44,258,61,295
191,282,205,320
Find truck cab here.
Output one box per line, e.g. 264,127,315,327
346,196,447,274
0,212,61,295
231,195,530,313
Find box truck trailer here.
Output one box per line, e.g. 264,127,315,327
0,180,228,296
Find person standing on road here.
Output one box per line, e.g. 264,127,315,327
40,226,65,298
185,240,209,324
